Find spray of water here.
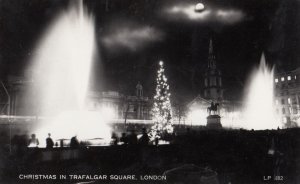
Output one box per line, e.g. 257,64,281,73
242,53,280,129
28,0,111,146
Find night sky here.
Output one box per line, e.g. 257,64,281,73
0,0,300,104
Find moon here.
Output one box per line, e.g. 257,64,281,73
195,3,205,12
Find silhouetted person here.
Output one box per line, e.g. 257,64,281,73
120,133,128,145
60,139,64,148
139,128,149,146
128,130,138,145
111,132,118,145
11,135,27,156
28,134,39,147
46,133,54,149
70,136,79,148
154,137,159,146
186,128,191,135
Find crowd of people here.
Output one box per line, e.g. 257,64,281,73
117,128,150,146
25,127,151,149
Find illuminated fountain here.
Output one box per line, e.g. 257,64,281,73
242,53,280,130
28,0,111,147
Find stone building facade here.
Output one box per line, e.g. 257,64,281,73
274,67,300,127
87,82,152,120
6,76,152,121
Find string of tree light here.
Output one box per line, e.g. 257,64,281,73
149,61,173,140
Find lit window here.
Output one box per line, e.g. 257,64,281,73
288,98,291,104
281,77,285,81
288,76,291,80
293,108,298,114
275,78,278,83
295,75,297,79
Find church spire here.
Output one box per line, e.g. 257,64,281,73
204,38,223,101
208,39,216,69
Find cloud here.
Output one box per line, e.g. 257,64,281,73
169,4,212,20
101,23,164,51
215,9,245,24
165,3,245,24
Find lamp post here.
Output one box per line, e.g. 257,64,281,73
123,96,129,131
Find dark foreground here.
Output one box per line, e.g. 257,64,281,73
0,128,299,184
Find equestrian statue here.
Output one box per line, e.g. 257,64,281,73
207,102,219,115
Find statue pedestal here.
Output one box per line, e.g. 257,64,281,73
206,115,222,129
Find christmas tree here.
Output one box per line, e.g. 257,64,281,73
149,61,173,140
